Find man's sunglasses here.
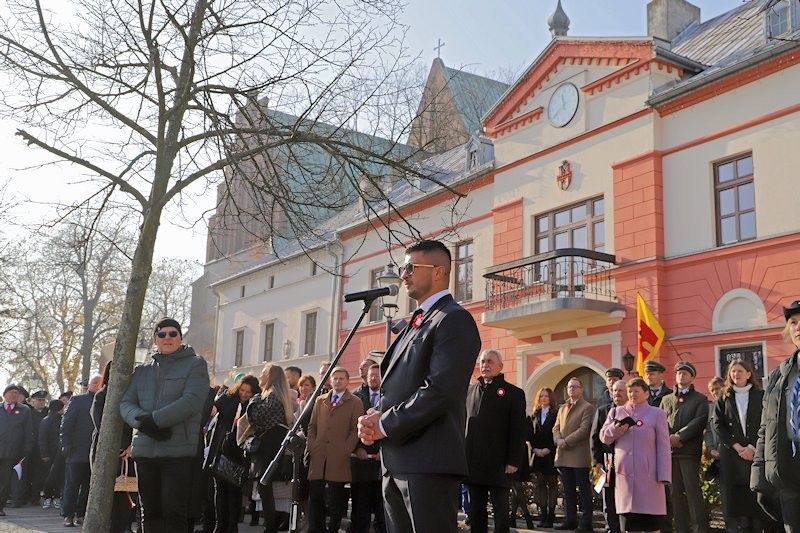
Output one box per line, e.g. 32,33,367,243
401,263,439,276
156,331,180,338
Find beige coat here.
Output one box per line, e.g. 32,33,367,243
552,397,596,468
307,389,364,482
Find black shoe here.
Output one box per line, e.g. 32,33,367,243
554,523,577,530
575,526,593,533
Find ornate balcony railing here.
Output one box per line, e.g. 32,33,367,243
483,248,617,311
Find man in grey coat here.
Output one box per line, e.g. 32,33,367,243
121,318,210,533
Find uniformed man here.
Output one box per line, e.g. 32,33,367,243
465,349,527,533
598,368,624,410
661,361,709,533
645,361,672,407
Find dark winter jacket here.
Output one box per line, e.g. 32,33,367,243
39,411,62,460
464,374,527,487
90,387,133,464
660,384,709,458
0,401,33,461
529,407,558,475
60,392,95,463
714,387,763,486
120,345,210,458
752,350,800,491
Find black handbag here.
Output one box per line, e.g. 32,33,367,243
212,452,246,486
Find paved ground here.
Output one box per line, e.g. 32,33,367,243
0,504,549,532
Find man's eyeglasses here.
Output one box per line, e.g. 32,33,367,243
401,263,439,276
156,331,179,339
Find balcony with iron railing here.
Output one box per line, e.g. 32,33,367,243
482,248,625,338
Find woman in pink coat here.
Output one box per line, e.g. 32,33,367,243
600,377,671,533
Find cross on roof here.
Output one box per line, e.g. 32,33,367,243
434,38,445,58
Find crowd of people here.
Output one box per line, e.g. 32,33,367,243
1,241,800,533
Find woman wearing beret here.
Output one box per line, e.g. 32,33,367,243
752,300,800,530
714,359,764,532
600,377,671,533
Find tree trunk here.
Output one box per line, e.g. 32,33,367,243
82,206,162,532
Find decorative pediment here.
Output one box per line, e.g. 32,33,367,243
483,40,657,137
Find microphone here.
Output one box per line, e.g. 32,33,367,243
344,285,399,302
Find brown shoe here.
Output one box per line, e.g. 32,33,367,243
63,517,75,527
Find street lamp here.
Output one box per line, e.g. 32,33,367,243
378,262,401,351
622,347,635,375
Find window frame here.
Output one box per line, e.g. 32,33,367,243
262,322,275,362
234,329,244,367
534,196,605,254
369,267,384,323
303,311,318,356
714,153,756,247
454,240,474,302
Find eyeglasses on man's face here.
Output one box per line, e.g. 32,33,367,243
400,262,438,276
156,330,179,339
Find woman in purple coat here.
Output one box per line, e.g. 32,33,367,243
600,377,671,533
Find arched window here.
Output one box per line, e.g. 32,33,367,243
553,367,606,405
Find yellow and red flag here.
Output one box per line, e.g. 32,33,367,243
636,293,665,377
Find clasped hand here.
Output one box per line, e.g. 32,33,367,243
135,414,172,441
357,408,386,446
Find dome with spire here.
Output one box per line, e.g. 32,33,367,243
548,0,570,37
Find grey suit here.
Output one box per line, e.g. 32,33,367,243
379,293,481,533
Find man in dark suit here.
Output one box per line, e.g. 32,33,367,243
351,363,386,533
465,349,526,533
358,239,481,533
591,377,627,533
0,384,33,517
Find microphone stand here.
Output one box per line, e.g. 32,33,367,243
259,296,379,533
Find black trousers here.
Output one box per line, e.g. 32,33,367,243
779,487,800,533
213,476,242,533
559,467,593,528
308,480,346,533
42,454,64,499
671,457,707,533
0,458,17,511
61,461,90,519
602,478,621,533
351,479,386,533
468,483,510,533
383,472,461,533
135,456,193,533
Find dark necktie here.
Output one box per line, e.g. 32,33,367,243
4,404,10,415
370,392,378,408
331,394,340,406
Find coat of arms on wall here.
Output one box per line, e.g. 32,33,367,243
557,160,572,191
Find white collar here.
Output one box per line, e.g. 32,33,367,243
417,290,451,314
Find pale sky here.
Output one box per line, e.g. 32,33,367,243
0,0,742,264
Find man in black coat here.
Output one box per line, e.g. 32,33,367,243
24,390,49,505
0,384,33,517
59,374,101,527
39,400,65,509
358,239,482,533
464,349,526,533
661,361,708,533
591,375,627,533
351,363,386,533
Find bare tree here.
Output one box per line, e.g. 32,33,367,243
0,0,444,528
0,213,132,394
139,258,201,342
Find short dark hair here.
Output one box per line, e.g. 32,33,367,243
627,377,648,393
227,375,261,398
368,364,380,372
285,366,302,377
406,240,451,264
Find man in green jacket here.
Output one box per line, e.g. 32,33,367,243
661,361,708,533
121,318,210,532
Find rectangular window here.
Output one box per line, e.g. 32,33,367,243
304,312,317,356
769,0,791,37
234,330,244,367
715,153,755,246
369,268,383,323
455,240,474,302
535,196,605,253
719,344,765,380
262,323,274,362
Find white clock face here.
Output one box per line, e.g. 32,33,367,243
547,82,579,128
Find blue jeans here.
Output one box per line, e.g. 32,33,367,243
559,467,592,528
61,462,90,519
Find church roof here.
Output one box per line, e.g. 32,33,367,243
211,138,494,286
440,63,509,136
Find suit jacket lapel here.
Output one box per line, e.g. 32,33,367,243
382,295,452,382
